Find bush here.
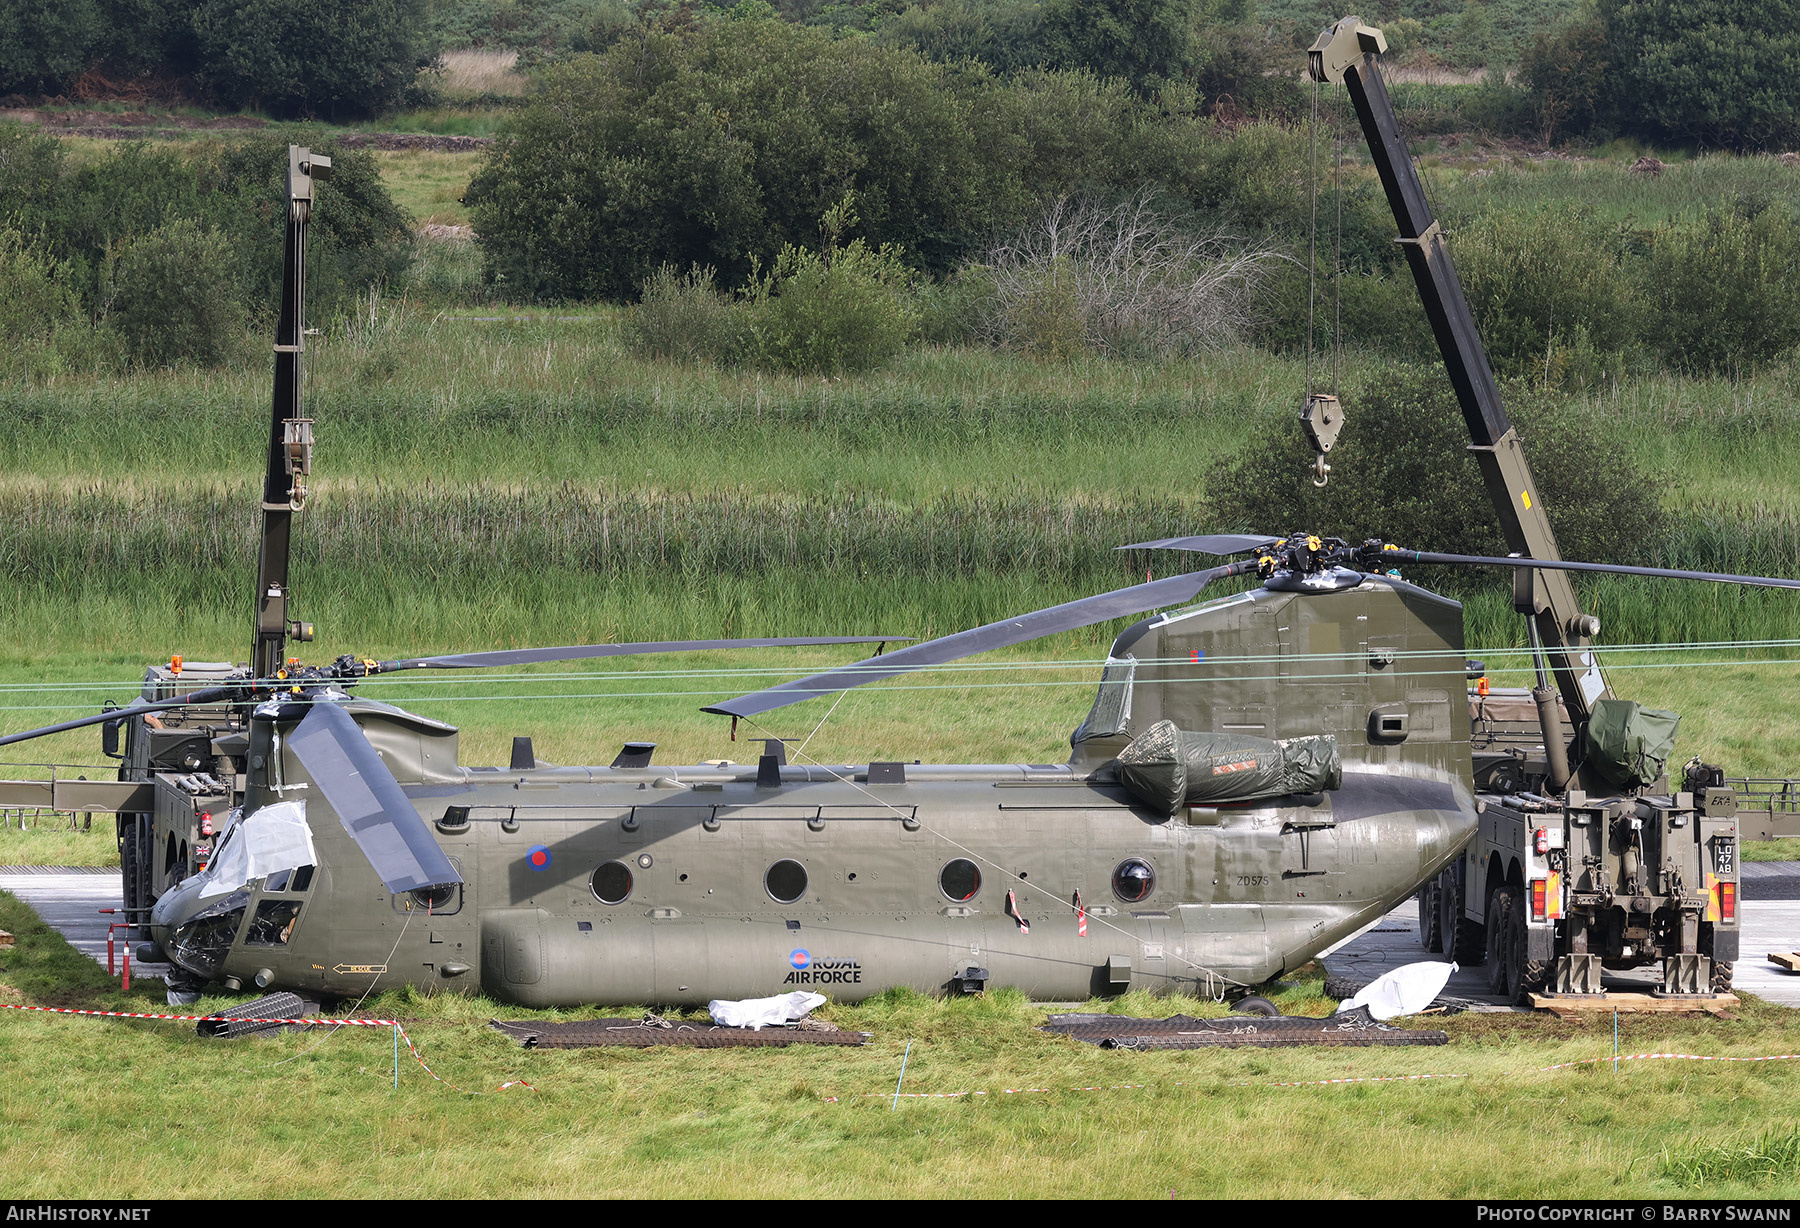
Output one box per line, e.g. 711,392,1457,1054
1646,207,1800,374
104,219,244,367
1522,0,1800,151
979,194,1281,357
192,0,433,119
739,214,918,374
620,264,740,365
912,268,997,347
1202,364,1665,569
0,229,79,343
1451,203,1645,386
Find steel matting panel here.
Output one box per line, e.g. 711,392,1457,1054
489,1019,867,1049
1043,1007,1447,1048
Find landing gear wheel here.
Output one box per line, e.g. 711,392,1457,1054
1234,995,1280,1017
1418,880,1443,952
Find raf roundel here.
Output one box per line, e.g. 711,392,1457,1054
789,949,811,970
526,844,552,871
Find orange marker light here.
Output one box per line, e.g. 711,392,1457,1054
1476,677,1490,697
170,655,183,676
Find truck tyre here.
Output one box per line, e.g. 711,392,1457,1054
1418,880,1443,952
1485,886,1509,994
1712,961,1734,993
1487,885,1549,1005
1442,861,1484,965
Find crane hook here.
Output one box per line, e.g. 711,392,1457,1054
1312,454,1330,487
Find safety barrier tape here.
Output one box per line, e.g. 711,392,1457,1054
823,1053,1800,1104
0,1001,536,1095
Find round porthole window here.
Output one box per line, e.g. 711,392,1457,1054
1112,857,1156,903
591,861,634,905
765,859,809,904
938,858,981,902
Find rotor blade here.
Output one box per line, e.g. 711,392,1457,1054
286,701,462,893
0,684,239,749
1392,550,1800,591
1117,533,1281,556
378,636,910,672
704,563,1253,720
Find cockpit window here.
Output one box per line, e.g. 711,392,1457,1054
167,889,249,977
1071,655,1137,745
244,899,303,947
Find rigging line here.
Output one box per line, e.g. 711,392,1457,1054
4,656,1800,717
1333,78,1344,397
258,897,415,1070
739,712,1243,998
1306,74,1320,400
794,687,850,759
24,634,1800,695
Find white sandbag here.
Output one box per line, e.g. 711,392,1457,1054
1335,960,1456,1020
707,990,827,1030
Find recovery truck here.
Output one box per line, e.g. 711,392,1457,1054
1310,18,1766,1002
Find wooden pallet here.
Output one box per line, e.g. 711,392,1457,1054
1768,952,1800,973
1529,991,1738,1017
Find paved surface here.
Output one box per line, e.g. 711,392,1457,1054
1322,862,1800,1009
0,868,174,984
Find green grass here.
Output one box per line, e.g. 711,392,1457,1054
371,149,483,226
1,889,1799,1197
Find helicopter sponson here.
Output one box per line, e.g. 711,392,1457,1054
148,572,1475,1007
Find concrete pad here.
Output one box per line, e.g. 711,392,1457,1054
1321,863,1800,1009
0,867,173,984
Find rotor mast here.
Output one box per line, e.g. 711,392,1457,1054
1307,18,1610,728
255,146,329,681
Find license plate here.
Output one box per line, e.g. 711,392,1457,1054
1715,838,1736,877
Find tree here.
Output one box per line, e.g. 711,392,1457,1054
1039,0,1196,95
192,0,432,118
0,0,100,94
1606,0,1800,150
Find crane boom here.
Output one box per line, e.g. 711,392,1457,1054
1307,17,1610,727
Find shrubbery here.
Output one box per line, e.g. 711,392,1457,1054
103,220,244,367
466,14,1282,302
1202,364,1666,567
619,201,919,375
0,125,410,370
1521,0,1800,151
978,194,1282,358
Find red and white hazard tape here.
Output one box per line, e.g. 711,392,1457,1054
1536,1051,1800,1072
0,1001,536,1095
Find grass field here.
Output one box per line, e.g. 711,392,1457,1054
0,889,1797,1198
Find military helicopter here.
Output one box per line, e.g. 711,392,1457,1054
2,26,1794,1011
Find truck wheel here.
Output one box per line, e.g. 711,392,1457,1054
1485,887,1511,995
1442,861,1484,964
1711,961,1734,993
1418,881,1443,952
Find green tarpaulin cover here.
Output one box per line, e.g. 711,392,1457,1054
1584,697,1680,789
1116,719,1341,815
